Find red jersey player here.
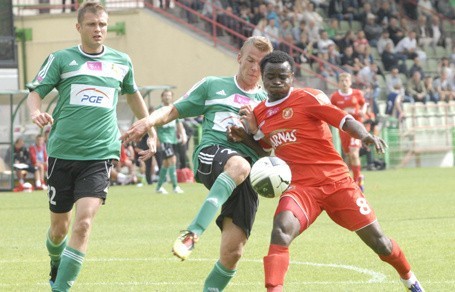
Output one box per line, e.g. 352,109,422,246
330,72,366,190
230,51,424,292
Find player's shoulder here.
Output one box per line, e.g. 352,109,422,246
294,88,331,105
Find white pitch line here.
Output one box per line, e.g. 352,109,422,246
0,256,387,284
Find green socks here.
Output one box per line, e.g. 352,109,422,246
46,231,68,266
156,167,168,189
203,260,236,292
188,172,236,235
52,246,85,292
169,165,178,188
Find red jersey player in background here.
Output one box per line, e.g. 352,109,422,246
229,51,424,292
330,72,366,190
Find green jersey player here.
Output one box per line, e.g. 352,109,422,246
122,36,273,291
155,89,187,194
27,2,154,291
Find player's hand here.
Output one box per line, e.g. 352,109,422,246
361,134,388,154
238,105,258,134
137,149,155,161
227,125,248,143
120,117,149,143
31,111,53,128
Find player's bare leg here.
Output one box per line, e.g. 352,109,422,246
356,221,424,291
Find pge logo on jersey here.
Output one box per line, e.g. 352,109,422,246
70,84,115,109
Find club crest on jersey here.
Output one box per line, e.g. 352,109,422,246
269,129,297,148
87,62,102,71
282,108,293,119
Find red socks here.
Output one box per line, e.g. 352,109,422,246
264,244,289,290
379,239,412,279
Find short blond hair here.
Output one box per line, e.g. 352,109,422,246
240,36,274,55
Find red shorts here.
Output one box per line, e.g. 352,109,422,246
275,176,376,233
339,130,361,154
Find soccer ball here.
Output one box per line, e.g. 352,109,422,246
250,156,292,198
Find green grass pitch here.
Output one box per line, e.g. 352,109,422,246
0,167,454,291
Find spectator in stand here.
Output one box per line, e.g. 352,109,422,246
327,43,342,68
29,134,48,190
438,57,453,81
377,30,394,56
399,17,412,35
408,56,425,79
307,19,321,43
302,1,324,30
376,1,397,27
278,33,300,70
381,42,408,74
402,0,418,20
4,137,40,191
325,18,344,44
295,31,314,66
251,3,268,25
353,41,370,67
385,66,413,102
387,17,405,45
252,18,267,37
363,13,383,47
341,45,362,74
337,30,356,53
328,0,356,28
181,0,201,23
317,29,336,54
415,15,432,50
316,51,337,80
279,19,293,40
353,30,371,60
202,0,226,35
418,0,436,19
395,30,426,61
428,15,447,49
264,17,280,49
424,75,440,103
407,71,428,103
291,19,307,42
358,61,381,112
433,68,454,102
385,83,406,124
357,2,373,27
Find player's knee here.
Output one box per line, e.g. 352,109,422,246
225,156,251,184
270,222,295,246
72,219,92,239
220,246,243,269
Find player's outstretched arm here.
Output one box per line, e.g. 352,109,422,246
121,105,179,143
342,118,388,154
27,91,54,128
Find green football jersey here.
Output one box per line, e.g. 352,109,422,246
155,104,179,144
174,76,267,170
27,45,138,160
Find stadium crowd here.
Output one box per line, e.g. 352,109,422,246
175,0,454,116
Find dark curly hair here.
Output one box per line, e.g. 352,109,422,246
260,50,295,74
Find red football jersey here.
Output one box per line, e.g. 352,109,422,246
330,88,365,121
254,88,351,186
